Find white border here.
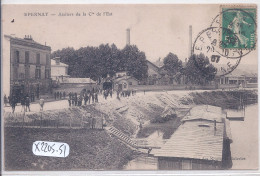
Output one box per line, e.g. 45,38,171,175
1,0,260,175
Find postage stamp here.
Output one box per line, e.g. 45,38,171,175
220,6,257,50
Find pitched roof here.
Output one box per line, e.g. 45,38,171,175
182,105,224,123
62,77,96,84
114,76,139,83
146,60,160,70
152,120,224,161
5,35,51,51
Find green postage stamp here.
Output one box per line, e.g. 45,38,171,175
221,6,257,49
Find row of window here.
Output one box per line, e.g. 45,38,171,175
13,66,51,80
14,50,50,65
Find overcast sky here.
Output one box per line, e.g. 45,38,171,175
2,4,258,68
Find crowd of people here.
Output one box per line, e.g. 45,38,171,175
4,88,138,113
4,94,31,113
54,91,66,100
67,91,99,107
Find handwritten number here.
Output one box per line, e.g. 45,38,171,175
59,144,64,154
41,142,45,151
51,144,55,153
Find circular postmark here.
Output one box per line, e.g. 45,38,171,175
192,27,242,76
210,7,257,59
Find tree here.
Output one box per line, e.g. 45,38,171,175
51,44,148,81
184,53,217,85
120,45,148,80
163,53,183,76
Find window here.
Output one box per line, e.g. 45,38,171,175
124,83,127,88
36,53,40,65
25,51,29,64
129,82,132,85
45,69,50,79
46,54,50,66
14,50,20,63
25,65,30,79
35,66,41,79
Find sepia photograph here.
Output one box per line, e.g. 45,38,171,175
1,3,258,173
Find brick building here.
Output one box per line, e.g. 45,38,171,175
3,35,52,102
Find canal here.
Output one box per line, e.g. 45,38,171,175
124,104,258,170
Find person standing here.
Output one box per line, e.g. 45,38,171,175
91,92,95,103
71,94,75,106
117,90,120,100
10,96,16,113
74,93,78,106
84,94,89,105
39,97,45,111
95,93,98,103
4,94,8,107
25,95,30,112
20,95,26,112
68,98,71,107
78,96,82,106
63,91,66,99
32,92,35,102
69,92,72,100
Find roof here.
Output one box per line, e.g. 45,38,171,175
114,76,139,83
152,120,224,161
146,60,160,70
182,105,224,123
5,34,51,51
51,59,68,67
61,77,96,84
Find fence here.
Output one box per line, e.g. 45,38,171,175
4,108,104,129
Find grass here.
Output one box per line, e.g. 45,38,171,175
4,127,136,171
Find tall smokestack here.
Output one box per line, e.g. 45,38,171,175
189,25,192,58
126,28,130,45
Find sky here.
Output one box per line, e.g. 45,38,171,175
2,4,258,69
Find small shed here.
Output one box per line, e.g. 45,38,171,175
114,76,139,91
151,105,232,170
152,121,225,170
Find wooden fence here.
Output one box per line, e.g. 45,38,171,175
4,111,104,129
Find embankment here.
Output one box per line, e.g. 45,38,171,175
4,89,258,170
180,89,258,109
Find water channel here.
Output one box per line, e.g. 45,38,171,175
124,104,258,170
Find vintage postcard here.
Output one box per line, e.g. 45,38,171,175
1,3,258,174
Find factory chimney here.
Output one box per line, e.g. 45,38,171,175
126,28,130,45
189,25,192,58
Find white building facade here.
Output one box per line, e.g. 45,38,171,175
51,57,69,82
